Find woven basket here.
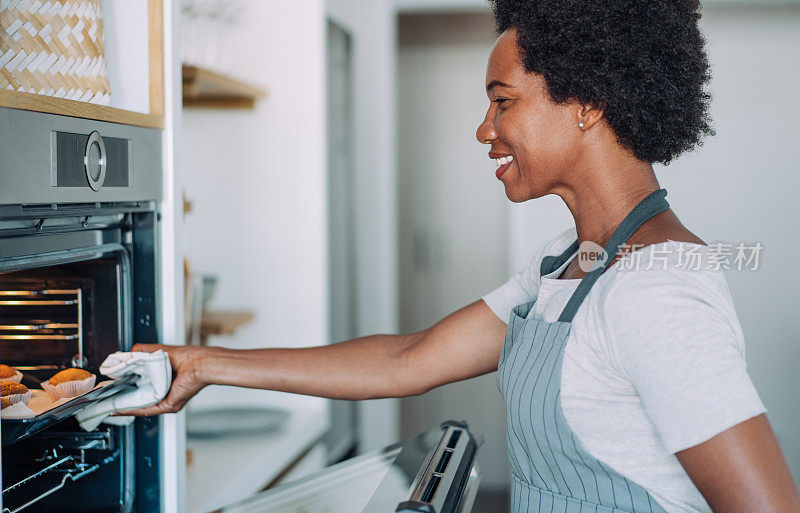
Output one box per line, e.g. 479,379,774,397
0,0,111,105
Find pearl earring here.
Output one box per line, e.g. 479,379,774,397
578,122,585,128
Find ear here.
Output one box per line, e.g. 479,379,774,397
576,102,605,130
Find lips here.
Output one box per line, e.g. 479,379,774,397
489,152,514,180
495,160,512,180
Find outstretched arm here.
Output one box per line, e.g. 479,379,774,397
125,299,508,415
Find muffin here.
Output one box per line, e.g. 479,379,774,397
42,368,96,401
0,364,22,383
48,368,93,386
1,380,31,405
1,394,35,419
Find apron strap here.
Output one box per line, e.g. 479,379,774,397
558,188,670,323
540,239,580,277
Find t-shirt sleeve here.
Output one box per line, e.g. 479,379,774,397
599,268,766,454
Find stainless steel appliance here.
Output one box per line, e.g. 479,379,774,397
0,107,165,512
218,421,481,513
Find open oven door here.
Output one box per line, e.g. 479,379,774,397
216,421,481,513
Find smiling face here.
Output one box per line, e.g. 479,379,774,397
477,29,586,203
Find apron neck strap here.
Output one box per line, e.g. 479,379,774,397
558,188,670,323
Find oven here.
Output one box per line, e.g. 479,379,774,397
0,107,165,513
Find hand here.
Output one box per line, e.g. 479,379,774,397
118,343,212,416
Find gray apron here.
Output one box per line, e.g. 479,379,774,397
498,188,671,513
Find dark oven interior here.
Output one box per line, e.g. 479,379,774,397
1,209,160,513
1,258,124,381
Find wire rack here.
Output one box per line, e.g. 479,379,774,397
0,289,85,368
1,453,99,513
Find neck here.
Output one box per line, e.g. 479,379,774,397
554,151,661,249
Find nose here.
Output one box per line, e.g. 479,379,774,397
476,108,497,144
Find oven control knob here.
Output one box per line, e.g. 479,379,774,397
84,131,107,192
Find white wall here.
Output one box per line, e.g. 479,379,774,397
102,0,150,113
181,0,329,413
508,4,800,479
325,0,401,453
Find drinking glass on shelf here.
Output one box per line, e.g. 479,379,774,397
181,0,246,72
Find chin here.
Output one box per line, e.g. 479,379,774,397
503,184,536,203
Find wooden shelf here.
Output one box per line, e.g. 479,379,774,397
182,65,267,109
199,310,255,345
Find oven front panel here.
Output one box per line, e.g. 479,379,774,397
0,108,162,205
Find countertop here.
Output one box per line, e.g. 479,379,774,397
185,402,329,513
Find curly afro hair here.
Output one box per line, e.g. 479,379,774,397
491,0,715,164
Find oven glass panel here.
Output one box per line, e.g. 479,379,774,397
0,257,123,384
1,255,133,513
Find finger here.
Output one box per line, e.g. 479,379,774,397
119,380,195,416
131,343,163,353
118,398,177,416
116,405,165,416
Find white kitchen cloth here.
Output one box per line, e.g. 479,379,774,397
76,350,172,431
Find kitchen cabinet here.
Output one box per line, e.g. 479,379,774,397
0,0,164,128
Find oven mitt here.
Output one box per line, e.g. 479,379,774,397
75,350,172,431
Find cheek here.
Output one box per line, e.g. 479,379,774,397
504,109,575,168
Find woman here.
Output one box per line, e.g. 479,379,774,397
130,1,800,511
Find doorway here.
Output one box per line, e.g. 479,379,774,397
397,12,511,491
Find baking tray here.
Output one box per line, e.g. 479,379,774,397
1,373,139,445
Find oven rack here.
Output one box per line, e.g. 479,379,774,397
1,373,139,446
1,454,99,513
0,289,85,368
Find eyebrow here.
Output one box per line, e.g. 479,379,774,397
486,80,514,93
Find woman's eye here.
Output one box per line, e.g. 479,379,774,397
493,98,509,109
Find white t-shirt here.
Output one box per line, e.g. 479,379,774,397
483,226,766,513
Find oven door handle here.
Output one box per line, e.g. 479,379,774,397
396,421,478,513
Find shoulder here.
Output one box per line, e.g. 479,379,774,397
591,241,744,355
600,241,737,306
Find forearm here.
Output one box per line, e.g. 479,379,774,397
125,300,504,416
198,333,425,400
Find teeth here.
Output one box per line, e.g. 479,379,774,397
494,155,513,167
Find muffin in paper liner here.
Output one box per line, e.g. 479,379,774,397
42,375,96,401
0,365,23,384
1,390,32,405
1,401,35,419
1,381,31,405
